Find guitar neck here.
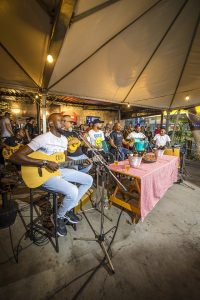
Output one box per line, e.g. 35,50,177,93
59,159,87,168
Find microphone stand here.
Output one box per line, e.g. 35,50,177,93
73,131,127,273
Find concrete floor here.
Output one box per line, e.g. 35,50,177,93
0,175,200,300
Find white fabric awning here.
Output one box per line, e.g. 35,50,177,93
0,0,200,109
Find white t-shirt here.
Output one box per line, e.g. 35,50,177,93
87,129,105,149
127,131,146,139
153,134,170,147
28,132,68,155
0,117,12,137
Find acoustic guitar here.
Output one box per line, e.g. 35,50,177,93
21,151,92,188
2,144,24,160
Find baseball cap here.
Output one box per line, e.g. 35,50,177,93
93,119,104,125
63,115,76,124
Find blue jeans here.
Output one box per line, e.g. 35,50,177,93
110,146,130,161
69,154,92,173
42,169,93,218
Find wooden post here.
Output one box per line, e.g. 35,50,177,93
171,109,180,143
36,101,41,134
41,94,47,133
165,110,170,133
118,108,121,121
160,111,164,127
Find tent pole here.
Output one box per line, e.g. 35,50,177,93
41,94,47,133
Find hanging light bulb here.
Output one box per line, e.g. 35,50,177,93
35,95,39,99
185,96,190,101
127,103,130,108
47,54,53,63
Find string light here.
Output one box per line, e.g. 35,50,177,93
185,96,190,101
47,54,53,63
35,95,39,99
127,103,130,108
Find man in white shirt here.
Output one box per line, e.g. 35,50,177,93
86,119,105,151
10,113,93,237
127,125,146,140
0,112,14,139
153,128,171,148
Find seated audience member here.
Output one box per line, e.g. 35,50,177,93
127,124,146,140
153,128,171,148
10,113,93,237
62,115,92,173
109,122,130,161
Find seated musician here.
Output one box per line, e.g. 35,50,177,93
153,128,171,148
126,124,146,140
86,119,106,156
3,128,26,146
109,122,131,161
2,128,27,160
10,113,93,237
62,115,92,173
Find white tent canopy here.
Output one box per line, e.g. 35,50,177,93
0,0,200,109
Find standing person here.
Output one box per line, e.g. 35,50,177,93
24,117,35,142
141,126,145,134
145,126,153,142
0,112,14,140
86,119,105,152
109,122,130,161
85,122,93,133
153,128,171,148
154,124,161,135
10,113,93,237
62,115,92,173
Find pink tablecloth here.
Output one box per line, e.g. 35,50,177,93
109,155,178,221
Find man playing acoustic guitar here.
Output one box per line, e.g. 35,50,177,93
10,113,93,237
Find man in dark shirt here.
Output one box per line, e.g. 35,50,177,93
24,117,35,142
62,115,92,173
109,122,131,161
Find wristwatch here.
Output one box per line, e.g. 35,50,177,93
42,160,48,167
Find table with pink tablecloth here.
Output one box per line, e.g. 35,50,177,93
109,155,178,221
